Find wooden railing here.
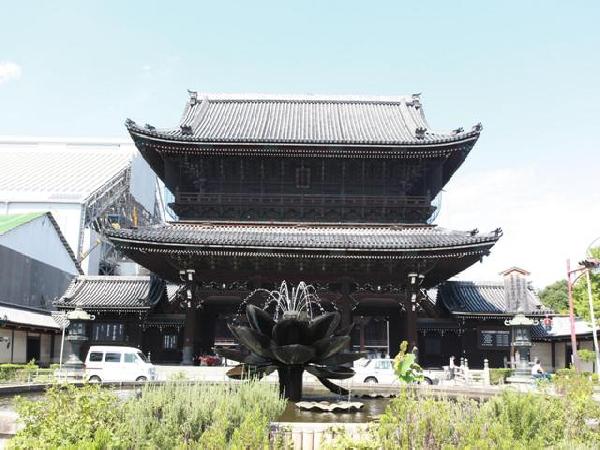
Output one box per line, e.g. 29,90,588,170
175,192,431,208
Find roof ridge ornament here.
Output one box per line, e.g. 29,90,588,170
415,127,427,139
472,123,483,132
181,125,193,135
187,89,198,106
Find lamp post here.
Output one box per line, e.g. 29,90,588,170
63,307,95,375
566,257,600,373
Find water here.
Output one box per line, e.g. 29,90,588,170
233,281,331,324
279,394,390,424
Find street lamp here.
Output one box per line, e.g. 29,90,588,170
567,257,600,373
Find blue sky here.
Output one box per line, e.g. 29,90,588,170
1,1,599,286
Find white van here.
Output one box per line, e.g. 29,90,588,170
84,346,157,383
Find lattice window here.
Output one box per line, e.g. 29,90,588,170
296,167,311,189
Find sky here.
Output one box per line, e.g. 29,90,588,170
0,1,599,288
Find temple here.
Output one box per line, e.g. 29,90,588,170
50,93,597,372
63,93,511,366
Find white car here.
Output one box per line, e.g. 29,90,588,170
84,346,157,383
353,358,436,385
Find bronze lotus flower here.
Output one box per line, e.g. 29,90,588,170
217,305,364,401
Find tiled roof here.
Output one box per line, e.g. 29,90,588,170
105,222,501,253
0,138,134,204
531,316,593,340
54,275,167,311
126,93,481,146
437,281,549,316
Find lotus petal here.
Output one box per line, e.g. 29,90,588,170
244,353,272,366
271,344,315,365
317,377,349,396
334,321,356,337
306,365,355,379
307,312,340,342
229,325,274,359
313,335,350,361
320,352,368,366
215,347,245,363
272,318,310,345
246,304,276,336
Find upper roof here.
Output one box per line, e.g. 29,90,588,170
0,137,135,204
105,222,501,253
54,275,167,311
437,280,550,316
126,92,482,147
0,212,45,235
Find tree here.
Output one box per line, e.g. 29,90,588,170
572,247,600,323
538,279,569,314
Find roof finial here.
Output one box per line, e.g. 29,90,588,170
472,122,483,132
415,127,427,139
187,89,198,106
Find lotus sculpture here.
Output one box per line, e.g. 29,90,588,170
216,283,364,401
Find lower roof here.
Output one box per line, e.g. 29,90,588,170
437,280,550,317
105,222,501,255
55,275,170,311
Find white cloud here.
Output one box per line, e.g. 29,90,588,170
0,61,22,85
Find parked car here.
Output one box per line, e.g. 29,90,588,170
353,358,438,385
84,346,157,383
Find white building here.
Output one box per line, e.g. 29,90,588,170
0,136,163,275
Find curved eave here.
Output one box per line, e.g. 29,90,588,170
126,120,481,150
105,233,499,258
55,305,151,312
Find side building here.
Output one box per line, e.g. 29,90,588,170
0,212,82,364
0,136,163,275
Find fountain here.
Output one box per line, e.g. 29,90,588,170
216,282,365,401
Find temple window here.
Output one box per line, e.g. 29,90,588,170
92,323,125,342
163,334,178,350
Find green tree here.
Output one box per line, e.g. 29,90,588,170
572,247,600,323
538,279,569,314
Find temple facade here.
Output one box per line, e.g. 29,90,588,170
59,93,520,366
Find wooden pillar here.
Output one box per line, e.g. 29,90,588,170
181,307,196,365
359,318,366,352
405,305,418,353
388,312,402,358
551,341,556,370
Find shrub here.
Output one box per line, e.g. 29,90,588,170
9,383,125,449
325,385,600,448
490,368,513,385
10,381,286,449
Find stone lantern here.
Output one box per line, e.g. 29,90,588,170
504,313,537,378
63,307,95,373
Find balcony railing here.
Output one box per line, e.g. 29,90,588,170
174,192,431,209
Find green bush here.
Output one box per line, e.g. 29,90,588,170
0,362,40,383
10,381,286,449
324,386,600,449
9,384,125,449
490,368,513,385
